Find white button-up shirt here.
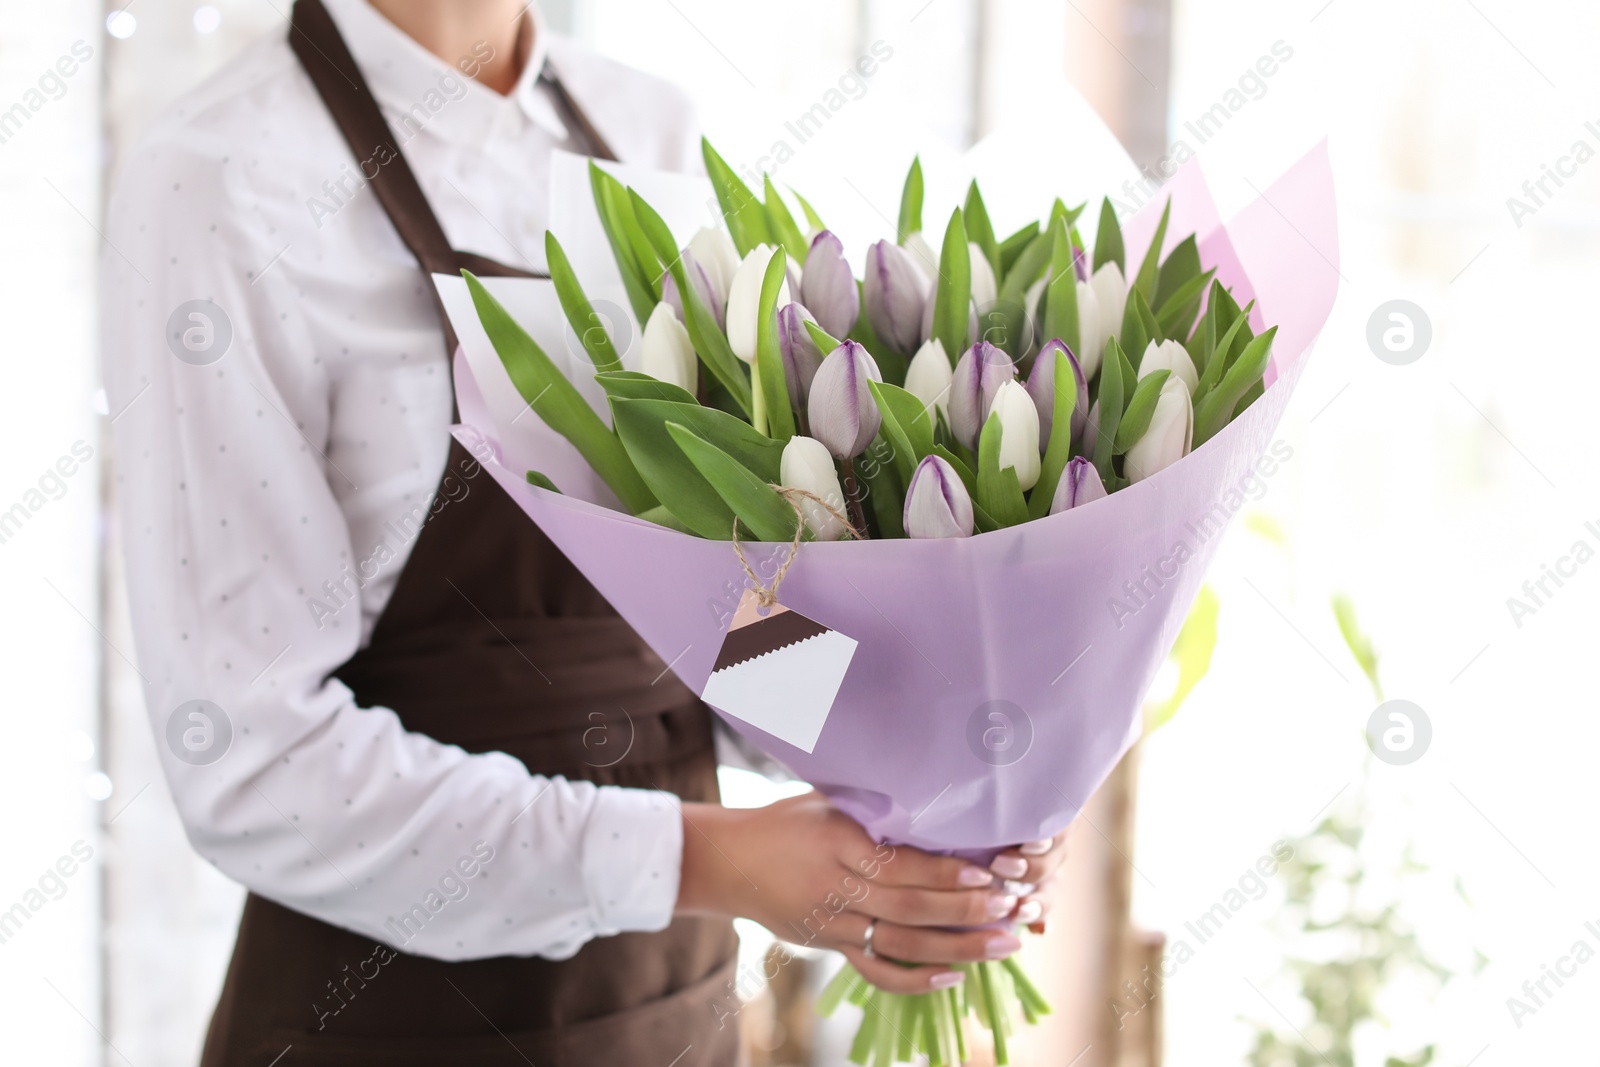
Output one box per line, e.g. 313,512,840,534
101,0,709,961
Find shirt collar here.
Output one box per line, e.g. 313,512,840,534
319,0,570,147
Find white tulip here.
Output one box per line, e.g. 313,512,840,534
903,338,953,417
1075,279,1106,380
688,226,740,303
726,245,789,363
990,380,1041,491
1125,377,1193,483
640,303,698,392
779,435,849,540
1139,338,1198,393
969,242,997,311
902,231,939,291
1089,261,1128,342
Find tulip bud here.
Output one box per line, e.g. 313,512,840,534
969,243,998,312
864,240,929,355
902,231,940,282
726,244,789,363
780,435,849,541
1049,455,1107,514
1139,338,1198,393
662,254,725,331
1074,279,1107,380
1025,339,1088,448
688,226,740,303
989,380,1041,491
1088,262,1128,346
799,231,860,339
639,302,698,392
904,338,953,417
777,303,823,404
807,340,883,458
903,454,974,539
948,341,1016,449
1124,377,1193,483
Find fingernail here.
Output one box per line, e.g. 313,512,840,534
990,856,1028,879
958,866,995,887
1015,900,1043,924
930,971,965,990
984,934,1023,959
1019,839,1053,855
986,893,1018,919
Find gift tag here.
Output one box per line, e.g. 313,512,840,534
701,589,857,754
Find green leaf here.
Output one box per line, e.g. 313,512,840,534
1132,197,1172,305
1114,369,1171,453
593,370,698,405
610,397,784,538
867,379,936,483
1093,197,1125,273
803,319,843,358
897,156,924,245
963,181,1000,283
546,232,623,374
1028,347,1081,520
791,187,826,232
634,504,694,534
763,175,809,265
1135,288,1162,351
858,436,905,538
1193,326,1275,446
1091,337,1127,480
931,208,971,366
993,229,1052,360
465,272,655,514
525,471,561,493
1332,593,1383,700
1193,298,1255,406
615,193,665,299
976,411,1028,527
1154,234,1201,311
665,422,798,543
1155,268,1216,347
1144,585,1220,731
754,247,796,441
997,221,1040,279
627,189,752,415
701,138,771,256
1042,217,1080,352
1119,285,1150,368
589,162,657,325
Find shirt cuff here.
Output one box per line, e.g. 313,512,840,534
580,786,683,937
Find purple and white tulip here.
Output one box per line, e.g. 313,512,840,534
776,303,824,405
807,340,883,459
1026,339,1088,448
948,341,1016,449
799,231,860,340
903,454,974,539
1049,456,1108,514
864,240,930,355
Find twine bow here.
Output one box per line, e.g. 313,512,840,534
730,486,863,608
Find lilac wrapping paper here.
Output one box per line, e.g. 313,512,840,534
449,144,1339,851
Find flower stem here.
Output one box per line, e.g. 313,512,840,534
840,455,871,537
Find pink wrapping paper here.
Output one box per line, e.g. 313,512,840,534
451,144,1339,850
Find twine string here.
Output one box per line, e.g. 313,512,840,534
730,486,864,607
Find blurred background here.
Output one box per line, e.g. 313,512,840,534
4,0,1597,1063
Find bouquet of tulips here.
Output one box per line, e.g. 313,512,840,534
450,137,1337,1066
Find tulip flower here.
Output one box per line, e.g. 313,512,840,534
1139,338,1198,393
807,340,883,459
639,302,698,392
780,435,850,540
948,341,1016,449
799,231,860,339
1074,279,1107,380
1025,339,1087,448
903,338,953,417
970,243,998,311
1088,262,1128,344
1124,377,1193,483
688,226,740,303
903,454,974,539
864,240,929,354
1049,455,1107,514
902,231,940,282
989,380,1041,491
726,244,789,363
777,303,823,405
661,254,725,331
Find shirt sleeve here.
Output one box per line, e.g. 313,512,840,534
102,127,683,962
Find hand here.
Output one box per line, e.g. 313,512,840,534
986,831,1069,934
677,793,1028,994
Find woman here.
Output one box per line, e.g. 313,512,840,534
102,1,1066,1062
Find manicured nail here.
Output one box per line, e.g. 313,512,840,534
1019,839,1053,855
984,934,1023,959
930,971,965,990
990,855,1028,879
1015,900,1043,924
958,866,995,887
985,893,1018,919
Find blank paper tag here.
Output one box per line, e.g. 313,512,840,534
701,590,857,754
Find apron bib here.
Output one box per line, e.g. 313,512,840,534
198,3,739,1063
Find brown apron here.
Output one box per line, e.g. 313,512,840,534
198,3,739,1063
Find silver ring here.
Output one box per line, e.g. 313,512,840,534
862,918,878,959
